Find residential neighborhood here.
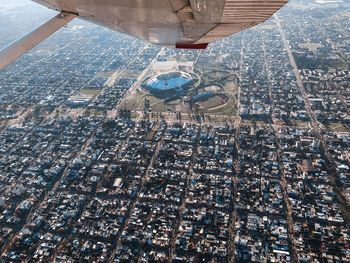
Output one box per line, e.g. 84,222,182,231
0,0,349,262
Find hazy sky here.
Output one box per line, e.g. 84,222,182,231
0,0,59,49
0,0,47,13
0,0,34,9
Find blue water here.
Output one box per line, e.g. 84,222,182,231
148,75,191,91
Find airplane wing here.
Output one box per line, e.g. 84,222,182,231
0,0,288,69
32,0,288,47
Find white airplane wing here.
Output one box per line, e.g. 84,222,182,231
33,0,288,47
0,0,288,69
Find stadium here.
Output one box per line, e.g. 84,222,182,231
142,71,195,97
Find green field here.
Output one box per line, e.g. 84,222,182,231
326,123,349,132
339,12,350,18
198,96,223,109
205,96,237,116
80,88,103,97
300,42,322,50
290,120,311,129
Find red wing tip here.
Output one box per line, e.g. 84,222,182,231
175,43,208,49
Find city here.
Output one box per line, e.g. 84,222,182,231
0,0,349,262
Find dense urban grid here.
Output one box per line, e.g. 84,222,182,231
0,0,350,262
